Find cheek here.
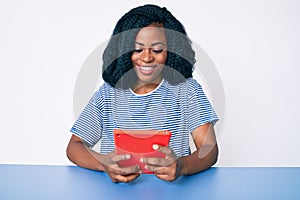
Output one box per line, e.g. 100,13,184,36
157,53,167,64
131,53,138,63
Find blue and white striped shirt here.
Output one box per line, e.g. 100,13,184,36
70,78,218,157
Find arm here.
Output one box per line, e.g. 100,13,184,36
141,122,218,181
179,122,218,175
66,134,141,182
66,134,105,171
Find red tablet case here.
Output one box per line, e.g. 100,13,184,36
114,129,172,174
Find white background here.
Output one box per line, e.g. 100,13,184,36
0,0,299,166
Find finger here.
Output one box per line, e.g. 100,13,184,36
145,164,176,180
144,164,162,173
154,165,176,175
119,165,141,174
155,173,176,181
111,174,128,183
152,144,172,155
153,145,177,162
108,164,141,175
111,154,131,162
112,173,141,183
154,166,177,181
154,145,178,163
125,173,141,182
141,157,169,166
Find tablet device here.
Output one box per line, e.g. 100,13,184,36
114,129,172,174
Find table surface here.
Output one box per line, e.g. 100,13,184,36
0,165,299,200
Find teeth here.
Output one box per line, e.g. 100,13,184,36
141,66,153,71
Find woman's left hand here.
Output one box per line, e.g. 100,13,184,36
140,144,182,181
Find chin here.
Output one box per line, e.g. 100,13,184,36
136,74,161,84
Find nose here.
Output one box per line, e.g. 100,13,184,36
141,49,154,63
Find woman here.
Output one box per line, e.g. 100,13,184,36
67,4,219,183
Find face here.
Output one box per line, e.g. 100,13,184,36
131,25,167,86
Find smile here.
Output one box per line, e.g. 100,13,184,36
138,65,157,75
141,66,156,71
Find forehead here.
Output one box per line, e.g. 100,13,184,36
135,26,166,44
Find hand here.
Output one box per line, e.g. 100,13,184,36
140,144,182,181
101,150,141,183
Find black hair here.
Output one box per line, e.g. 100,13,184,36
102,4,195,88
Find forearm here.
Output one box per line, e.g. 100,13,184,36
66,141,105,171
178,144,218,176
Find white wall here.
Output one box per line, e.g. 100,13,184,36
0,0,299,166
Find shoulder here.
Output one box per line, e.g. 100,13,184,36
91,82,115,105
98,82,115,95
164,78,202,88
167,78,203,93
161,78,205,100
185,78,205,96
186,78,202,89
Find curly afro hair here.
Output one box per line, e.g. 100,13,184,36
102,4,196,89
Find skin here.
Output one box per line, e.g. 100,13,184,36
66,24,218,183
131,25,167,94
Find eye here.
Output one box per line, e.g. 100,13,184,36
152,49,164,54
133,49,143,53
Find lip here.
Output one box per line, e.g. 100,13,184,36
138,65,157,75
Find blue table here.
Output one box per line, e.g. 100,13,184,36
0,165,299,200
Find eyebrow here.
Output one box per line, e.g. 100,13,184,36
135,42,166,47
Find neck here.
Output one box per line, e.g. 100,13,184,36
132,79,162,94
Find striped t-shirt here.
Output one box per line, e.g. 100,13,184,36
70,78,218,157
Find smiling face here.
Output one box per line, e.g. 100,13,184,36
131,25,167,92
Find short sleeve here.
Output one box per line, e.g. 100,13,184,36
187,78,219,132
70,87,104,147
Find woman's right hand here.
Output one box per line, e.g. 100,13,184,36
101,150,141,183
66,135,140,183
